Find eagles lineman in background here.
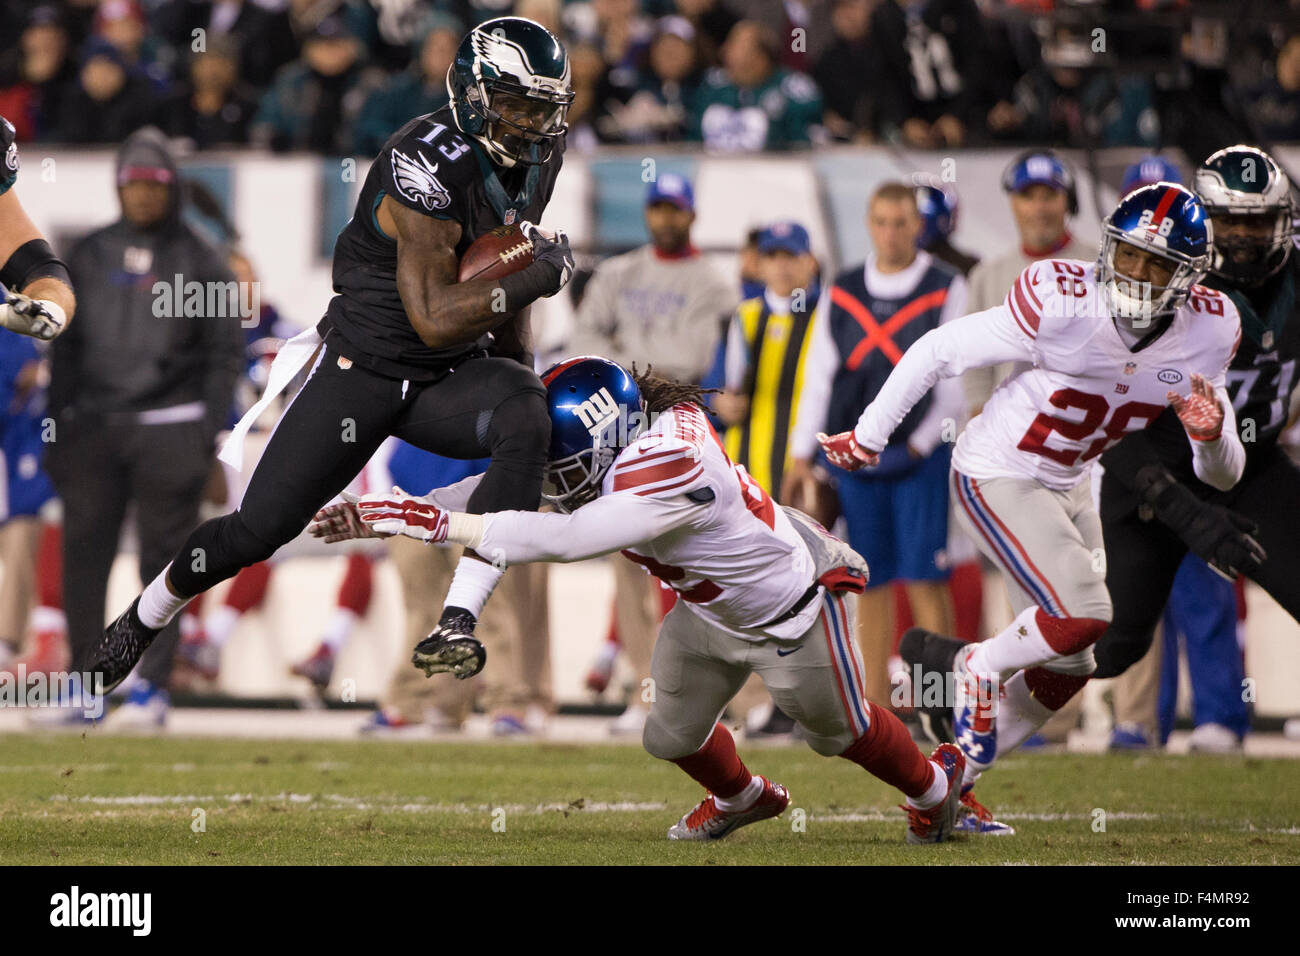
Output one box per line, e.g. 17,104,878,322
0,115,76,341
89,17,576,691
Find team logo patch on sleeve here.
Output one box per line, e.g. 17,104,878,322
390,149,451,211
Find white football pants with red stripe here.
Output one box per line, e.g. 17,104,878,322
642,589,872,761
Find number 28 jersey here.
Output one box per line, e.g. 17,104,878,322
854,259,1244,491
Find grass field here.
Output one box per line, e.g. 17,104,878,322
2,733,1298,865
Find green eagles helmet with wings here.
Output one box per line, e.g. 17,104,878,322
447,16,573,169
1194,145,1296,286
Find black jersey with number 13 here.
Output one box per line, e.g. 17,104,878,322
319,104,564,381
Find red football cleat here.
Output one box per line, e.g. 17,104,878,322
667,776,790,841
903,743,965,844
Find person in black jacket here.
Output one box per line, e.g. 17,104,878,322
47,127,243,726
867,0,991,149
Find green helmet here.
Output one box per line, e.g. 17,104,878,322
1194,145,1295,286
446,16,573,169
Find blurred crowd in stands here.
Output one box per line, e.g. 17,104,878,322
0,0,1298,156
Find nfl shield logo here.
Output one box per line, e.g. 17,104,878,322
1123,362,1137,376
504,209,517,225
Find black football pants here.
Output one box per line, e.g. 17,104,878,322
1094,445,1300,679
167,346,549,600
50,417,210,684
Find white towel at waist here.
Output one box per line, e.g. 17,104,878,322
218,326,323,472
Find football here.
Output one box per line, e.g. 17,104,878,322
456,223,534,282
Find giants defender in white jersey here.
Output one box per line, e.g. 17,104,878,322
311,358,970,845
819,183,1247,826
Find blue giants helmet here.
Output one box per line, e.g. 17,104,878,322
1097,182,1212,329
913,177,958,251
539,357,645,512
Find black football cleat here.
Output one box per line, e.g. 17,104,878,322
899,627,966,746
86,598,161,695
411,608,486,680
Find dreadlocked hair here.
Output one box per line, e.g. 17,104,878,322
631,364,720,414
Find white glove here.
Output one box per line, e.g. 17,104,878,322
0,287,65,341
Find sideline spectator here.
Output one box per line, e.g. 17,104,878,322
691,20,822,151
597,16,700,143
869,0,990,148
161,37,257,148
1249,32,1300,142
816,0,878,142
719,222,821,498
47,129,243,727
0,6,76,142
673,0,738,62
252,15,383,154
53,38,159,144
789,182,967,707
154,0,298,91
0,330,59,673
913,177,977,277
352,14,461,156
93,0,171,93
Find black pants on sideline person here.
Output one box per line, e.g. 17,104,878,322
48,416,211,686
1094,445,1300,679
166,346,549,600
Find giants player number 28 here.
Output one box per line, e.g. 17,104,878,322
1017,281,1226,466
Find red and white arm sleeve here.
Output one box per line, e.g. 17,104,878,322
852,301,1039,452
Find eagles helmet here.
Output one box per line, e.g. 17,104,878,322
913,176,958,251
1097,183,1212,329
447,17,573,169
1194,145,1295,286
540,357,645,513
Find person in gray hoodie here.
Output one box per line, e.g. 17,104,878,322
47,127,243,726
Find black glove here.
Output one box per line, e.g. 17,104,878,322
498,222,574,312
1135,464,1267,579
520,220,573,295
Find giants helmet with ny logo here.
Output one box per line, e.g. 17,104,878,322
540,356,645,512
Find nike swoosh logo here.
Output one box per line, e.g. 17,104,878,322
776,646,801,657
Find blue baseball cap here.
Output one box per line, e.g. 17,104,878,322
1121,155,1183,195
1004,152,1071,194
758,221,810,255
646,173,694,211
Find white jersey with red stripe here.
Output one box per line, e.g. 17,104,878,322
853,259,1244,492
601,402,818,640
471,401,819,641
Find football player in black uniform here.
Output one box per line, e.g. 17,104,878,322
0,115,75,341
89,17,576,692
1093,145,1300,680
